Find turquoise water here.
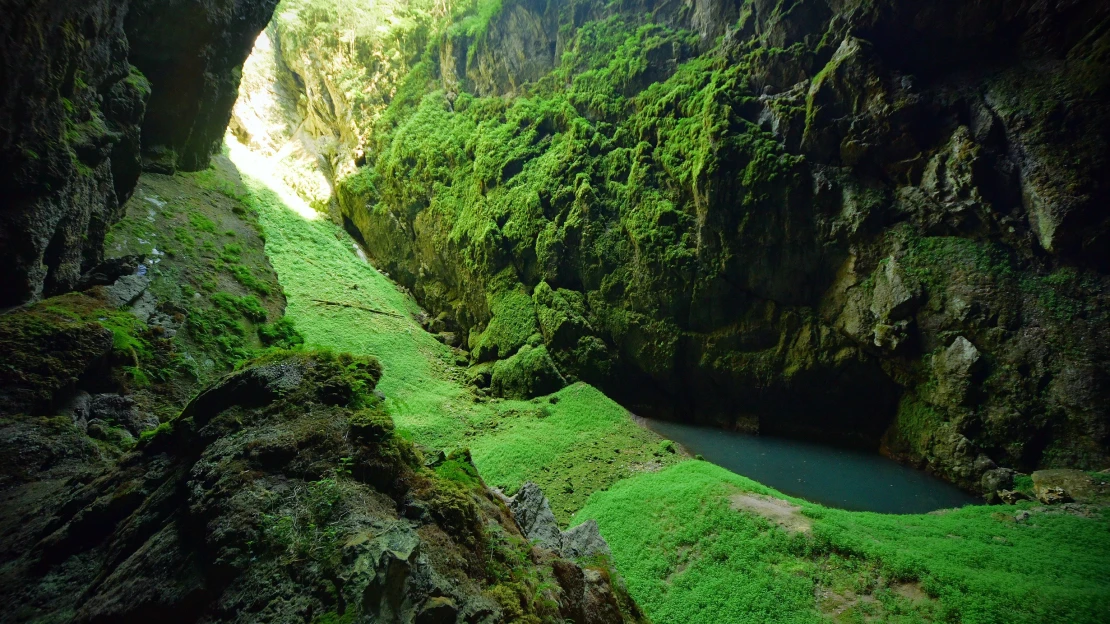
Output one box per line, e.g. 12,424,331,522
642,418,981,514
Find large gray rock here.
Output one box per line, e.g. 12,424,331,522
509,481,612,560
932,337,982,408
509,481,565,552
561,520,612,560
104,274,151,308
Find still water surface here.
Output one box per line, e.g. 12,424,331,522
641,418,981,514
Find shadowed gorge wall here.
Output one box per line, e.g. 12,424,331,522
0,0,280,308
243,0,1110,492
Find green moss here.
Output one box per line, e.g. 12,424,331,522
227,263,273,296
490,344,565,399
903,235,1015,290
312,611,357,624
892,393,945,455
257,317,305,348
435,448,482,487
212,292,268,323
124,66,152,98
185,305,250,368
138,421,172,443
348,407,394,442
189,212,218,234
579,461,1110,624
471,283,539,361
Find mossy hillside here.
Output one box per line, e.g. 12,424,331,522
332,13,819,415
103,155,289,387
577,461,1110,624
231,141,675,522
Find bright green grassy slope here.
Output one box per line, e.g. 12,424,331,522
231,142,678,521
233,143,1110,624
576,461,1110,624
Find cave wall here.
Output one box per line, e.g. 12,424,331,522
127,0,282,173
0,0,279,308
261,0,1110,492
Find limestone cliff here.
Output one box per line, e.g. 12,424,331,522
251,0,1110,492
0,0,279,308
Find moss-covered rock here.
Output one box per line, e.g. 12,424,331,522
491,344,566,399
348,406,394,442
0,351,645,623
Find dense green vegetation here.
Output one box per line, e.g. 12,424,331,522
317,5,816,398
578,461,1110,623
231,141,1110,623
232,141,677,520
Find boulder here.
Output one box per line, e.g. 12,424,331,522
1032,469,1100,504
508,481,613,560
998,489,1030,505
89,393,159,436
509,481,565,552
562,520,612,559
981,467,1016,500
932,337,982,407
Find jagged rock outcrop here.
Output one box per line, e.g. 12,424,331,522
0,0,279,308
508,481,611,559
0,352,646,623
258,0,1110,492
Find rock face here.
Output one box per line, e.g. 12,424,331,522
126,0,281,173
0,0,279,308
509,481,612,559
0,353,645,623
257,0,1110,491
0,0,144,307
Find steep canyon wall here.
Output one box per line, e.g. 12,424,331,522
249,0,1110,492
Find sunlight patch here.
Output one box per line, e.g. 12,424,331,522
226,136,320,220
